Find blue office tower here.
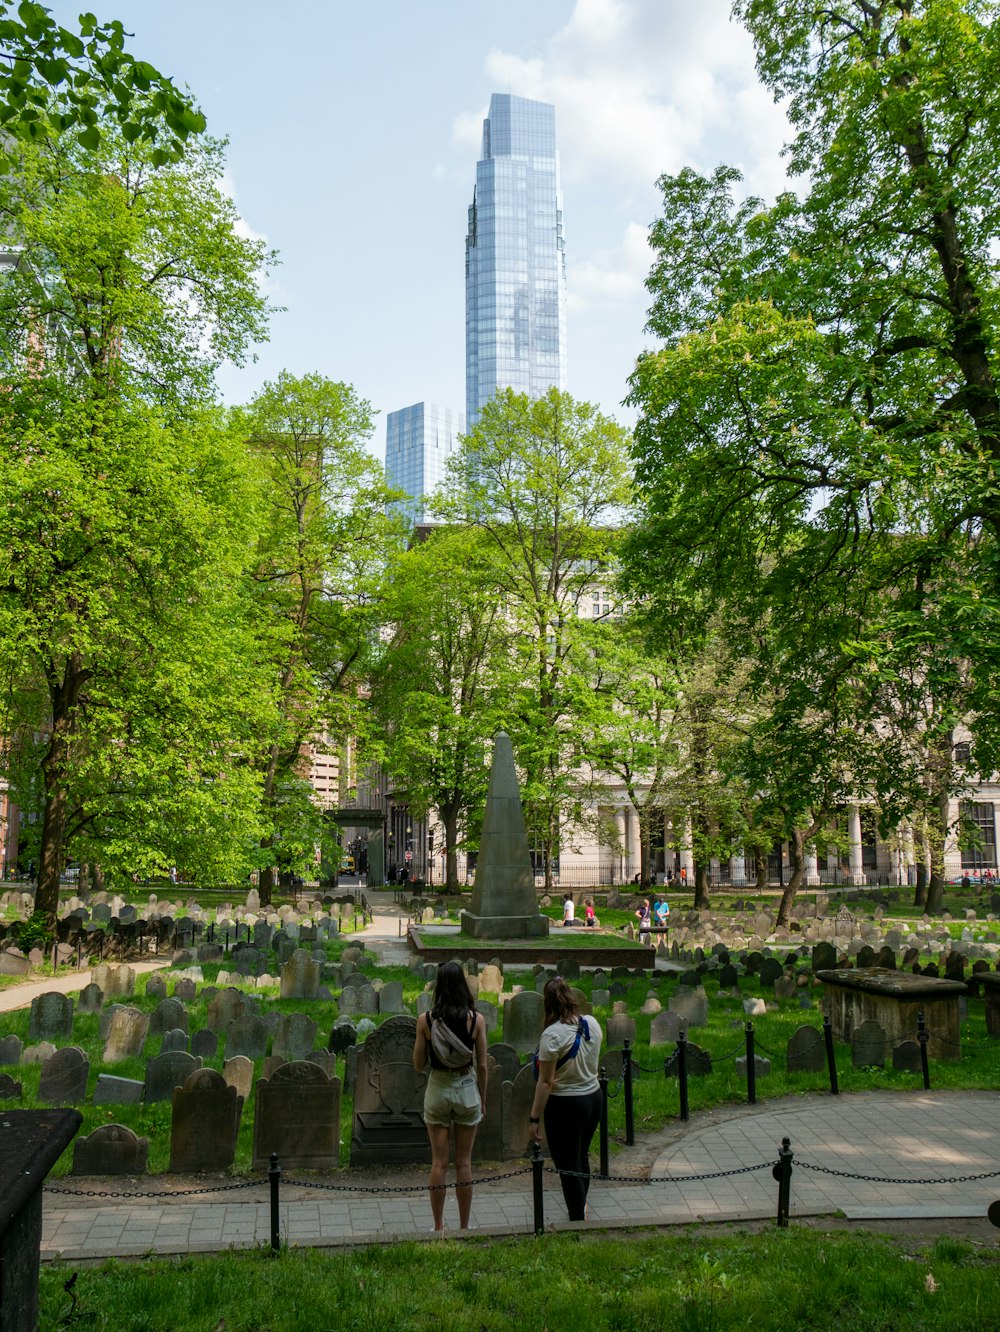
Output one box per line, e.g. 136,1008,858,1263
465,94,567,427
385,401,465,526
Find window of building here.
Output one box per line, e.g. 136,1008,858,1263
960,801,997,869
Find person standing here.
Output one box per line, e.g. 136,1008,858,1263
635,898,652,943
412,961,487,1231
561,895,575,927
528,978,603,1221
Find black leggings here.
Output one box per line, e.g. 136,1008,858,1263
543,1089,602,1221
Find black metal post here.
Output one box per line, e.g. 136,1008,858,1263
917,1009,931,1090
823,1014,839,1095
76,939,82,970
745,1020,757,1106
776,1136,793,1227
677,1029,689,1122
598,1065,609,1179
531,1141,545,1235
225,930,230,953
269,1152,281,1253
622,1037,635,1146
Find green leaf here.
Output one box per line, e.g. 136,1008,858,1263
76,124,100,151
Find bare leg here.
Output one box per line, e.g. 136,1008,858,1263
453,1122,478,1228
426,1122,451,1230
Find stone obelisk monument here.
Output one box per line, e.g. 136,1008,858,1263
460,732,549,939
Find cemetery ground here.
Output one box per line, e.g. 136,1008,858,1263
4,885,1000,1330
33,1226,1000,1331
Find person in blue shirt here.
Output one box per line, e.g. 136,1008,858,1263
654,898,669,926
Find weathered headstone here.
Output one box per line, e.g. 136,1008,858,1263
253,1061,342,1170
669,987,709,1028
719,964,739,989
206,988,245,1035
145,1051,203,1104
378,981,405,1013
649,1011,683,1046
149,998,189,1037
93,1074,144,1105
474,999,498,1034
29,992,73,1042
224,1014,268,1061
852,1018,888,1069
103,1007,149,1063
174,978,197,1003
812,941,837,973
272,1013,319,1062
37,1047,90,1104
355,984,378,1013
76,983,104,1015
0,1073,22,1099
222,1054,254,1103
73,1124,148,1175
892,1039,922,1073
350,1016,427,1165
487,1041,521,1084
478,964,504,995
169,1069,242,1172
280,948,320,1000
786,1025,825,1073
0,1035,24,1064
145,974,167,1002
503,991,545,1054
190,1028,219,1060
606,1013,637,1047
664,1043,713,1077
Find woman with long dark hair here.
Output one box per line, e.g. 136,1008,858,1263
412,961,487,1231
527,977,603,1221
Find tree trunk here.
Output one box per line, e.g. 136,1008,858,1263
443,803,460,894
924,791,950,916
693,860,711,910
35,653,87,925
258,856,276,908
777,828,807,927
753,847,768,893
913,861,927,908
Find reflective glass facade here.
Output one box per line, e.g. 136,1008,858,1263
465,94,567,426
385,401,465,526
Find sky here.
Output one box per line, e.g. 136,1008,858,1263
48,0,791,456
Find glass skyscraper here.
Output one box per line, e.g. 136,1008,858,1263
465,94,567,427
385,401,465,526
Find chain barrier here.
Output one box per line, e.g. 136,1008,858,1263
707,1041,748,1064
604,1069,627,1101
287,1167,534,1196
796,1159,1000,1186
45,1179,261,1200
547,1160,776,1184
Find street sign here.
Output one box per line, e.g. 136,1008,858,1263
405,850,412,863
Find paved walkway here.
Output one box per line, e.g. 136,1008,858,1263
8,888,1000,1258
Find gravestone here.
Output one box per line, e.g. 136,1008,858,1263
93,1075,144,1105
224,1014,268,1061
487,1042,521,1084
338,987,361,1017
479,964,504,995
474,999,498,1034
145,974,167,1002
253,1061,342,1170
169,1069,242,1172
856,944,876,969
174,978,197,1002
591,989,611,1009
29,992,73,1042
759,959,783,988
0,947,30,977
149,998,189,1037
73,1123,148,1176
502,1063,537,1159
649,1011,683,1046
355,984,379,1013
852,1018,888,1069
471,1056,505,1163
272,1013,319,1062
812,942,837,972
145,1051,203,1104
735,1054,771,1080
327,1022,358,1056
664,1043,713,1077
234,946,262,978
281,949,320,1000
669,987,709,1028
719,964,739,989
102,1008,149,1063
460,732,549,939
190,1028,219,1060
77,983,103,1015
0,1035,23,1065
378,981,405,1013
351,1016,427,1165
223,1054,254,1103
159,1029,188,1054
37,1047,89,1104
606,1013,637,1047
503,990,544,1054
206,988,245,1034
0,1073,22,1099
892,1040,922,1073
92,963,134,998
786,1025,826,1074
774,975,797,1001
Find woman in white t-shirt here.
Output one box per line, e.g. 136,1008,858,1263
527,977,603,1221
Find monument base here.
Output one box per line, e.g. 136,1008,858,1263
460,911,549,939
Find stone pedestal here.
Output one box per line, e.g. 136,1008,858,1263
981,974,1000,1038
1,1109,82,1332
817,968,965,1060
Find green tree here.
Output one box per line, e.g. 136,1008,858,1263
439,388,633,890
370,526,513,892
0,129,273,921
237,371,397,905
626,0,1000,912
0,1,205,158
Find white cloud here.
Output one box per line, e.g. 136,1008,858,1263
569,221,652,310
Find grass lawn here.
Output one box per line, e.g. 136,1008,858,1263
414,927,645,950
38,1229,1000,1331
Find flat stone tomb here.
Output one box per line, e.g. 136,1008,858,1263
816,968,964,1060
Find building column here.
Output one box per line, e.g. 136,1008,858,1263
627,807,641,882
804,846,821,886
902,821,916,886
681,814,695,884
848,805,865,885
729,851,747,886
614,808,628,885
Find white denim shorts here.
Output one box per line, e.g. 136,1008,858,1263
423,1068,482,1127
